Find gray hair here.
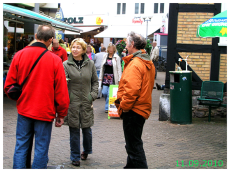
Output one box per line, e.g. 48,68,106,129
127,31,146,50
36,25,55,42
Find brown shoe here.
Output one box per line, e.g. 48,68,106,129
72,161,80,166
81,152,88,160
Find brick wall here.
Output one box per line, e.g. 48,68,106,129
178,52,211,81
177,11,214,81
219,54,227,83
177,12,213,45
176,10,227,83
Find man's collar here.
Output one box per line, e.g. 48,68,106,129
53,45,61,51
132,50,143,57
123,50,144,64
30,42,47,49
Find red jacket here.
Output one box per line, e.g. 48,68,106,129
4,42,70,122
51,45,68,62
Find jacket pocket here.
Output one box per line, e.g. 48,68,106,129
87,93,93,104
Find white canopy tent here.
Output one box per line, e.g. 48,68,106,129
65,26,101,35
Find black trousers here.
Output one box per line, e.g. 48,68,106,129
122,110,148,169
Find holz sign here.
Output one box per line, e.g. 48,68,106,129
64,17,83,24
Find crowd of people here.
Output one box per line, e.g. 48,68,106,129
4,24,156,169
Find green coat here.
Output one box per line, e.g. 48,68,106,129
63,53,98,128
60,43,67,50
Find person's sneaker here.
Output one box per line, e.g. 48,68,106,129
105,110,108,113
72,161,80,166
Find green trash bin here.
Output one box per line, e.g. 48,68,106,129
169,71,192,124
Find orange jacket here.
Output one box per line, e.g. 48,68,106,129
116,50,155,119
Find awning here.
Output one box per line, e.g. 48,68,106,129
65,26,101,35
3,3,82,33
4,21,24,33
64,31,80,35
94,25,160,38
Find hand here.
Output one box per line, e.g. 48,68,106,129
55,117,64,127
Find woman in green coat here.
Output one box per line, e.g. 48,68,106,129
63,38,98,167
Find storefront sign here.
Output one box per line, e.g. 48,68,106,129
90,39,94,44
55,31,64,40
63,15,108,26
160,25,165,33
132,17,143,24
55,12,63,21
96,17,103,25
64,17,84,24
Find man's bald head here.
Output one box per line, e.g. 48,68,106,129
36,25,55,42
52,39,59,50
53,39,59,44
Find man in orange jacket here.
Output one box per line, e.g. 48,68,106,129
115,31,155,169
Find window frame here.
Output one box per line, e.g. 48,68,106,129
122,3,126,14
117,3,121,15
160,3,164,13
117,3,126,15
134,3,145,14
153,3,164,14
135,3,139,14
154,3,158,13
140,3,145,14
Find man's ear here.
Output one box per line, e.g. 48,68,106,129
35,33,37,40
131,41,135,48
49,37,53,43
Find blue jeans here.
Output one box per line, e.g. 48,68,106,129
96,70,100,78
102,85,109,111
13,114,53,169
69,127,92,161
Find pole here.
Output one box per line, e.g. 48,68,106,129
34,3,39,37
146,20,148,40
14,22,17,53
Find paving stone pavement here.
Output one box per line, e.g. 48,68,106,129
3,72,227,169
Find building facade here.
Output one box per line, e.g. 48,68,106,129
62,1,169,48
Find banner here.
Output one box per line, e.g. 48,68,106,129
55,7,65,40
108,85,119,119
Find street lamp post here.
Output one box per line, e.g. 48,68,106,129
143,16,152,40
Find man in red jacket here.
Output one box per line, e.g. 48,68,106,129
52,38,68,62
4,25,70,169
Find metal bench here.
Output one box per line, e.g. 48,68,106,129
197,81,224,122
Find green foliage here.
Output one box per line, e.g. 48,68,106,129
115,40,126,57
145,39,152,55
